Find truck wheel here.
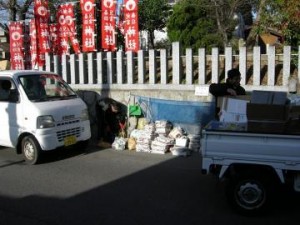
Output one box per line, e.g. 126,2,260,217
226,173,270,215
22,135,41,165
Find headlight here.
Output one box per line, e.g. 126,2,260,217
37,115,55,129
81,109,89,121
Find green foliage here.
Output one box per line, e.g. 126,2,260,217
254,0,300,47
167,0,223,52
138,0,171,49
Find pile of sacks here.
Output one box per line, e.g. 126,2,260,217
128,119,200,156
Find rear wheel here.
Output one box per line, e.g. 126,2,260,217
21,135,41,165
226,172,271,215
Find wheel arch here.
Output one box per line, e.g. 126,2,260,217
223,163,283,185
16,132,34,154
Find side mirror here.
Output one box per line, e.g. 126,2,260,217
8,89,19,103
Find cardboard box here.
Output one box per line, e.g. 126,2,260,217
250,91,273,104
247,103,288,121
288,105,300,119
285,119,300,134
247,120,286,134
250,90,287,105
219,111,247,123
217,95,251,109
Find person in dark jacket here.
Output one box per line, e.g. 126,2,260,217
209,68,246,119
209,68,246,97
97,98,126,144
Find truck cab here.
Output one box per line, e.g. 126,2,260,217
0,70,91,164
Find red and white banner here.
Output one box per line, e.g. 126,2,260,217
123,0,139,52
101,0,117,51
24,23,32,69
49,24,59,55
80,0,96,52
57,4,81,55
34,0,50,66
118,3,125,35
9,22,25,70
29,19,38,68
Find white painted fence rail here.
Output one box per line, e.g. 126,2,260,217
44,42,300,93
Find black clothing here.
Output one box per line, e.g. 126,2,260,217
209,83,246,97
209,82,246,119
97,98,126,143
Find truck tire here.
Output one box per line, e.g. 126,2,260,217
226,172,271,215
22,135,41,165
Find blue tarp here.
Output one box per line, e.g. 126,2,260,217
135,96,215,128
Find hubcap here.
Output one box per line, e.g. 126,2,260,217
24,141,35,160
236,182,264,209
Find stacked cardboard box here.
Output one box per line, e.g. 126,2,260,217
218,96,251,124
247,91,288,134
285,105,300,134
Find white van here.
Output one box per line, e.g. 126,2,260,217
0,70,91,164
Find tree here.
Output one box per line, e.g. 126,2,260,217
206,0,258,48
138,0,171,49
246,0,300,48
167,0,257,51
0,0,33,29
167,0,223,52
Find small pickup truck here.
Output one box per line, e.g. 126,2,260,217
201,122,300,215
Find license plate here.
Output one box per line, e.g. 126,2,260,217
64,135,77,146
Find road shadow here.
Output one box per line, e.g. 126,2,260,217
0,151,299,225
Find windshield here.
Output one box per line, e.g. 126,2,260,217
19,74,77,101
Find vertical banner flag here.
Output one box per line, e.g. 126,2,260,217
29,19,38,67
34,0,50,66
101,0,117,51
49,24,59,55
9,22,25,70
123,0,139,52
118,3,125,35
57,4,81,55
80,0,96,52
57,5,69,55
24,23,32,69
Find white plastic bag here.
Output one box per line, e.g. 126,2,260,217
112,137,126,151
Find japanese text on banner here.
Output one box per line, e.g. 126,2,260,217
123,0,139,52
9,22,25,70
101,0,117,51
81,0,96,52
57,3,81,55
34,0,50,66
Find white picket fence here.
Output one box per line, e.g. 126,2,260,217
43,42,300,93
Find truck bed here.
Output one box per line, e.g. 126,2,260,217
201,129,300,174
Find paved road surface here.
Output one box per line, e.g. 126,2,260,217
0,146,299,225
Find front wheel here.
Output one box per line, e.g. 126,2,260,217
226,173,271,215
21,135,42,165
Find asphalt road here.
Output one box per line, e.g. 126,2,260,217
0,145,299,225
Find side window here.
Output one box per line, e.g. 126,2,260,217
0,79,16,102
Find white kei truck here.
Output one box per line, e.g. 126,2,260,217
0,70,91,164
201,122,300,215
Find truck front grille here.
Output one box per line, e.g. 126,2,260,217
57,127,81,142
57,119,80,126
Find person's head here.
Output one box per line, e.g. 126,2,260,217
226,68,241,87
